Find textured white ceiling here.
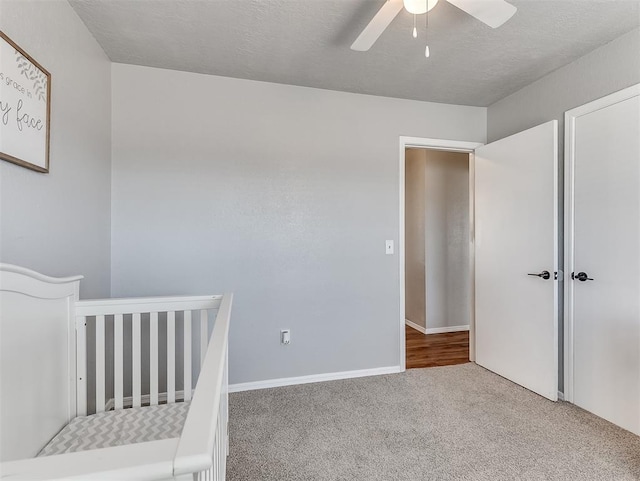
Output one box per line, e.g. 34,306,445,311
70,0,640,106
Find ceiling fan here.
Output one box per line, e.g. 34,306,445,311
351,0,517,52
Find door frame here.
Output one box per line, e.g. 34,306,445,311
564,84,640,403
399,137,484,371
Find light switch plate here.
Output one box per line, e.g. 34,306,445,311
281,329,291,345
385,240,394,255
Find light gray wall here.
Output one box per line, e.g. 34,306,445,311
424,150,470,330
404,149,426,330
0,0,112,298
488,28,640,143
111,63,486,384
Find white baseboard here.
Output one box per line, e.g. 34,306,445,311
425,325,469,334
405,319,427,334
405,319,469,335
228,365,403,393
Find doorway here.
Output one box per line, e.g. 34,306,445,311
399,125,559,400
403,145,473,369
404,147,472,369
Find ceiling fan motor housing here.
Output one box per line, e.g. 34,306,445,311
403,0,439,15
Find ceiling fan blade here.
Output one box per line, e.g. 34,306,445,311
446,0,516,28
351,0,404,51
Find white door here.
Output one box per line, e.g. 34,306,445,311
566,86,640,435
474,121,558,401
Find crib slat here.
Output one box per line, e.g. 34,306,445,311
184,310,192,401
214,440,219,481
225,346,229,454
167,311,176,403
76,316,88,416
200,309,208,368
220,413,224,479
114,314,124,410
132,312,141,408
220,410,225,479
95,315,106,413
220,400,226,478
150,311,159,406
215,422,220,481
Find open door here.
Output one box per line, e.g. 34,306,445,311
474,121,558,401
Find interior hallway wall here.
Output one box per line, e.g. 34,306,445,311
110,63,487,385
0,0,112,298
404,149,427,330
424,151,470,331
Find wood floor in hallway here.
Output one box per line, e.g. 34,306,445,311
406,326,470,369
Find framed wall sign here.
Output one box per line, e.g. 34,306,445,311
0,31,51,173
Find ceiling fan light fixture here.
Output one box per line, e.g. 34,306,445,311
403,0,438,15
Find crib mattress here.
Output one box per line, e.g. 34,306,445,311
38,401,190,457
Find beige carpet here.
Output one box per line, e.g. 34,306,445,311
227,364,640,480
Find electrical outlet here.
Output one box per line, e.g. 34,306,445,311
281,329,291,345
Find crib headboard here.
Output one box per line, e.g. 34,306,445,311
0,264,83,462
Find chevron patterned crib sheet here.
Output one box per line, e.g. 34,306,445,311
38,401,190,457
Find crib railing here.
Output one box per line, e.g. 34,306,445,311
75,295,225,416
174,293,232,480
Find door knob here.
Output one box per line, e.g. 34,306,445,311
528,270,551,280
572,271,593,282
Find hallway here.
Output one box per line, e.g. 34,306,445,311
405,326,469,369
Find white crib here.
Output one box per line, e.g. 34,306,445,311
0,264,232,480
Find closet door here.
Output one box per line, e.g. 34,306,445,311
566,85,640,435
